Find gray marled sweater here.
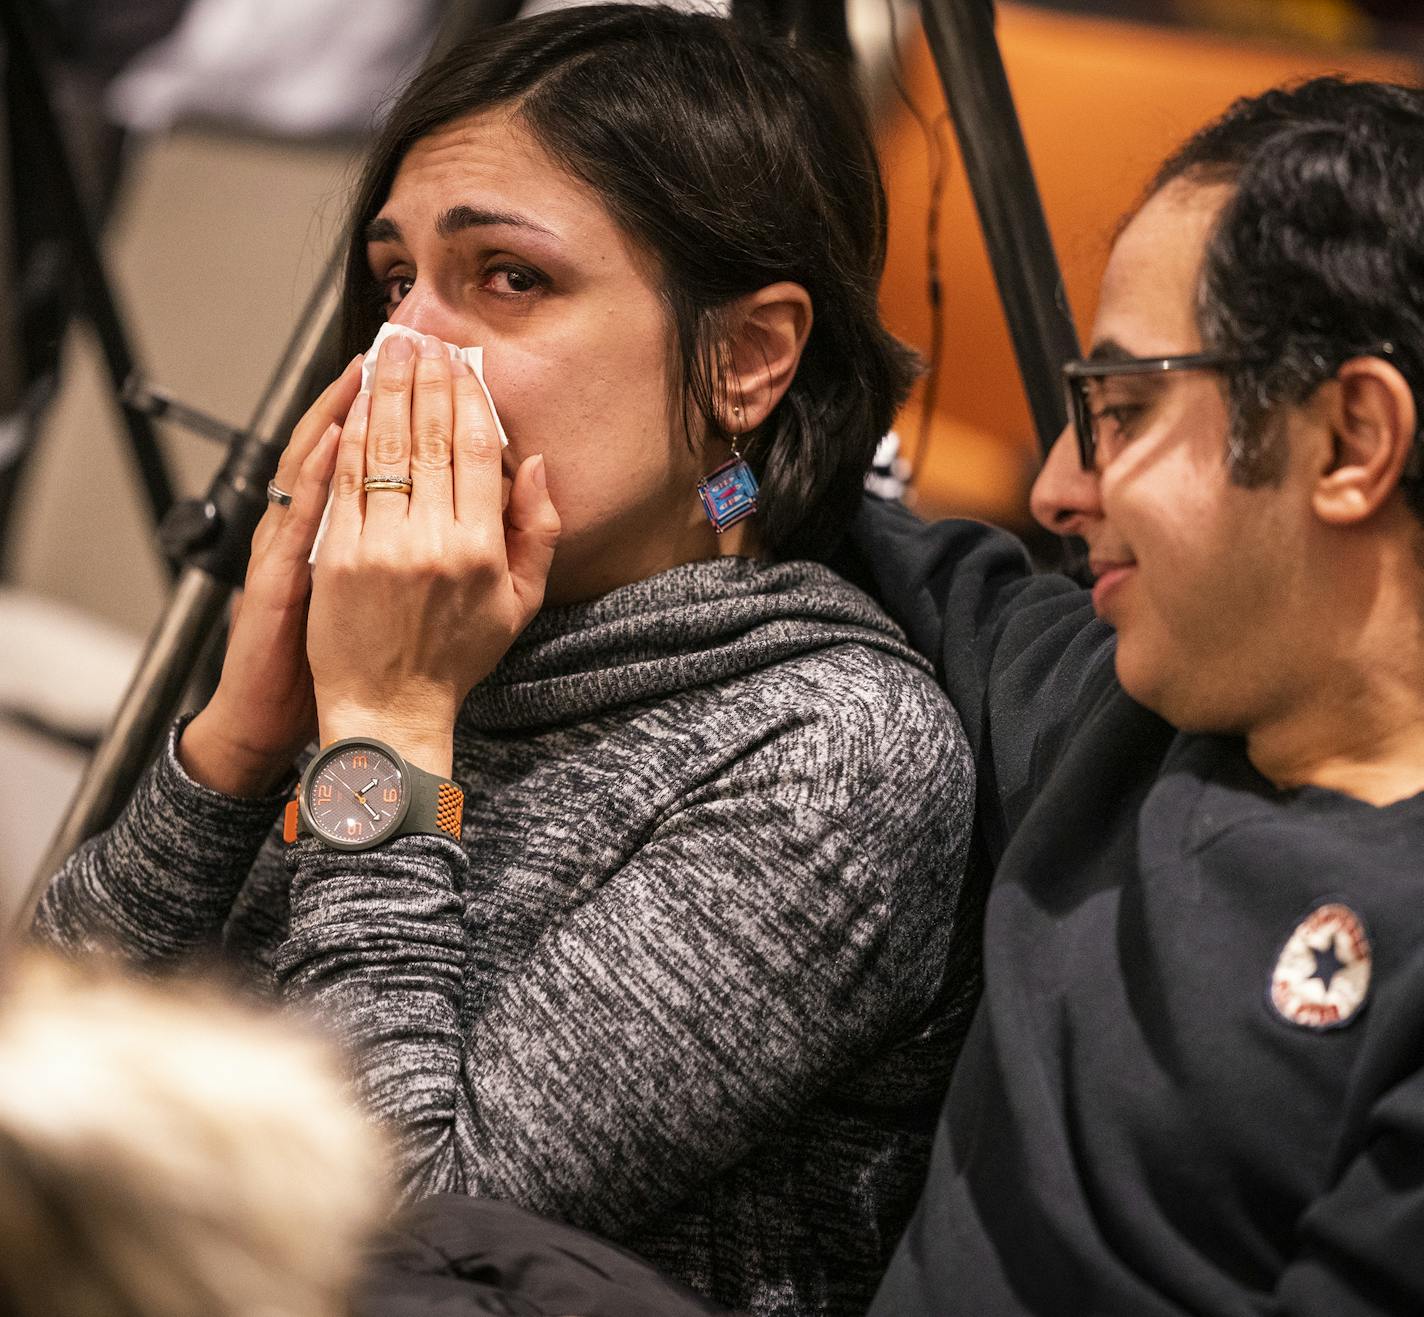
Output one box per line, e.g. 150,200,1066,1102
35,557,975,1317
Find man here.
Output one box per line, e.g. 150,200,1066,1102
852,76,1424,1314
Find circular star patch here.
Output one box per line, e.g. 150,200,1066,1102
1270,902,1372,1030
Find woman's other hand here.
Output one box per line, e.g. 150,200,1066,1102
308,332,560,777
178,356,363,796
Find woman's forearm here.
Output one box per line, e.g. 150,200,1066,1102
32,719,287,963
274,834,470,1198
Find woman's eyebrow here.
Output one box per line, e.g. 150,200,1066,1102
364,217,402,244
363,208,557,246
435,204,557,240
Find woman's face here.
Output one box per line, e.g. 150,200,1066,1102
365,108,742,606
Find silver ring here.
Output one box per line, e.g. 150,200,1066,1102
266,479,293,507
362,475,413,494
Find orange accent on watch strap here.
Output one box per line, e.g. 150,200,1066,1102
435,782,464,839
283,799,300,844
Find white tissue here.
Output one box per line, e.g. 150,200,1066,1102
309,323,509,562
359,323,508,447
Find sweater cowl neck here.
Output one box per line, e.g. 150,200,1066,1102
462,556,928,733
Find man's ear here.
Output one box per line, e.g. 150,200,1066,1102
1313,356,1418,526
717,282,812,432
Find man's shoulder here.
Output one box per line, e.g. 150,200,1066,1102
842,494,1033,579
838,498,1108,751
837,497,1042,638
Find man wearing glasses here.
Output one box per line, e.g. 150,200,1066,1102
853,77,1424,1313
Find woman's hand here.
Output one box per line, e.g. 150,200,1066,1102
178,356,363,796
307,332,560,777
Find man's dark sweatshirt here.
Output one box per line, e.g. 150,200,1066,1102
846,498,1424,1316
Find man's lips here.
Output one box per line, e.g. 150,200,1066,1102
1089,559,1135,614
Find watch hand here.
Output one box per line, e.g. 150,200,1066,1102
336,779,382,822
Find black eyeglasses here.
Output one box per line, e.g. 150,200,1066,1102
1061,352,1246,471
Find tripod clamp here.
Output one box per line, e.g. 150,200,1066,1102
122,375,266,579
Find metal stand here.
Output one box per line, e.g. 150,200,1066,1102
920,0,1078,455
25,268,346,912
732,0,1078,454
0,0,179,562
18,0,1071,932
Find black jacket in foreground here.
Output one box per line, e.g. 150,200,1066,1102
845,497,1424,1317
357,1195,727,1317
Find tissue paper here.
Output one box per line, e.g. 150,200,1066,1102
360,323,508,447
309,324,510,562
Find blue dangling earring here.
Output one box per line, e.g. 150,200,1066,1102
697,406,759,534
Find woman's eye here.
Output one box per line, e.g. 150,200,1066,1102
380,274,414,311
482,264,545,297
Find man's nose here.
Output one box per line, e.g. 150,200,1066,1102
1029,423,1102,536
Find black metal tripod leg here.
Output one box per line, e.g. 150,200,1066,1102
0,0,179,546
919,0,1079,456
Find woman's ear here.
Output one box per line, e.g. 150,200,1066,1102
718,282,812,432
1313,356,1418,526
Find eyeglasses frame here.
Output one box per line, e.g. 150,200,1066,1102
1061,352,1247,472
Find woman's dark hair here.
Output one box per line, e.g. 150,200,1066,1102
339,3,917,562
1147,76,1424,518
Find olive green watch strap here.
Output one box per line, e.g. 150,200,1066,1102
284,744,462,847
400,768,464,840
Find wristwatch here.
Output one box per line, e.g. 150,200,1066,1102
283,737,463,851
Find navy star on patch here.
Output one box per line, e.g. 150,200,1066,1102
1309,941,1345,991
1270,902,1372,1030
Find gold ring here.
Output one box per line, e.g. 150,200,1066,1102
362,475,413,494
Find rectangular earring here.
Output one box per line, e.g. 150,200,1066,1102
698,441,759,533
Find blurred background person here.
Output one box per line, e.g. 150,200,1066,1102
0,952,390,1317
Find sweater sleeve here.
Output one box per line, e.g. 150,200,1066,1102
273,782,959,1237
31,718,289,962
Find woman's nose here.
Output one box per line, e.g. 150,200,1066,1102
387,285,464,345
1029,424,1103,537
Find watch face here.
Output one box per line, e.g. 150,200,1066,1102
304,743,405,848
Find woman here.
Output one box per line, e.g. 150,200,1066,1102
34,8,975,1314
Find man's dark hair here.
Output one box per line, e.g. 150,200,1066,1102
338,3,917,562
1149,75,1424,517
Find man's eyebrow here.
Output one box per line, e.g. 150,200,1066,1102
1086,340,1137,364
363,207,558,246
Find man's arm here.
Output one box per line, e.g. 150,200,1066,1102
844,496,1118,855
1271,966,1424,1316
